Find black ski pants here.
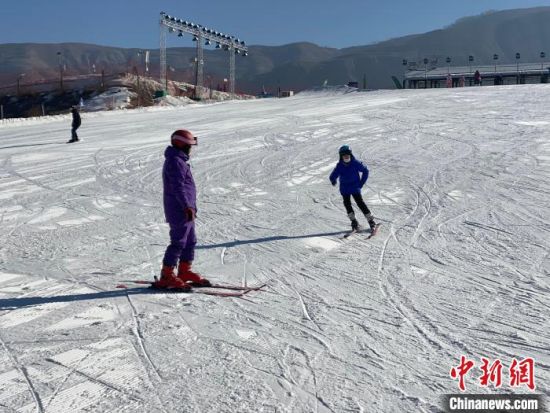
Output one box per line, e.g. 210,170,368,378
343,193,371,217
71,124,80,140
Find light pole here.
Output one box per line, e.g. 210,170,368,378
57,51,64,90
515,52,521,84
446,56,451,74
135,51,142,107
493,53,499,78
540,52,548,82
137,50,144,75
16,73,25,96
423,58,429,88
207,75,213,99
469,55,474,74
402,59,408,89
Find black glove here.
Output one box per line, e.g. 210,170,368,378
185,207,196,221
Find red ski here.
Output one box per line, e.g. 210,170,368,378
116,280,266,297
121,280,266,291
368,223,381,239
341,224,381,240
341,227,366,239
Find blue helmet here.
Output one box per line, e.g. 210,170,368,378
339,145,352,156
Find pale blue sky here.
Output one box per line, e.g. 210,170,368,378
2,0,550,48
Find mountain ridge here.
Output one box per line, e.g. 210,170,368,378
1,7,550,92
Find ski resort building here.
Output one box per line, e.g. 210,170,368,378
404,62,550,88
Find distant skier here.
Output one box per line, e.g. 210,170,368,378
154,129,211,290
329,145,377,233
474,70,482,86
67,105,81,143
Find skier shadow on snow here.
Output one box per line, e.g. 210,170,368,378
0,232,350,310
0,287,161,310
196,230,348,250
0,142,62,150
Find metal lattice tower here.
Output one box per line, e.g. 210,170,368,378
159,12,248,99
159,20,167,92
229,45,236,95
195,32,204,99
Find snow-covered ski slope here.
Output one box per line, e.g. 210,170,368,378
0,85,549,412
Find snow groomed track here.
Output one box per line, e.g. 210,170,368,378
0,85,549,412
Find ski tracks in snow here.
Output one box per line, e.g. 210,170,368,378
1,87,550,411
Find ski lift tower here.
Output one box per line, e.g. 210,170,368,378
159,12,249,99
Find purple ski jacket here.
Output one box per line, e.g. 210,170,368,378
163,146,197,224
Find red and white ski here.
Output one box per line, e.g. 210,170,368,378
341,227,365,239
367,223,381,239
341,224,381,240
116,280,266,297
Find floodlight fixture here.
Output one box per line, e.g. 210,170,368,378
160,11,249,98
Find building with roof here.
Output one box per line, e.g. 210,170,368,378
404,62,550,89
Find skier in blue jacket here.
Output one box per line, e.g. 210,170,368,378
329,145,377,232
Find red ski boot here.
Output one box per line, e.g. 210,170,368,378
153,266,192,291
177,261,211,287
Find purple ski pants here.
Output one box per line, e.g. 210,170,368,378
162,221,196,266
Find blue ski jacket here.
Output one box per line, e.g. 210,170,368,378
329,157,369,195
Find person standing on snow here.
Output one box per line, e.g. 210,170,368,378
67,105,81,143
474,70,482,86
329,145,377,232
153,129,211,291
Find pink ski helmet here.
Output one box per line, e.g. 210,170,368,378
171,129,198,148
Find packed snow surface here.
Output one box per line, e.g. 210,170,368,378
0,85,549,412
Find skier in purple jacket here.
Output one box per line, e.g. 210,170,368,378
329,145,377,232
153,129,211,290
